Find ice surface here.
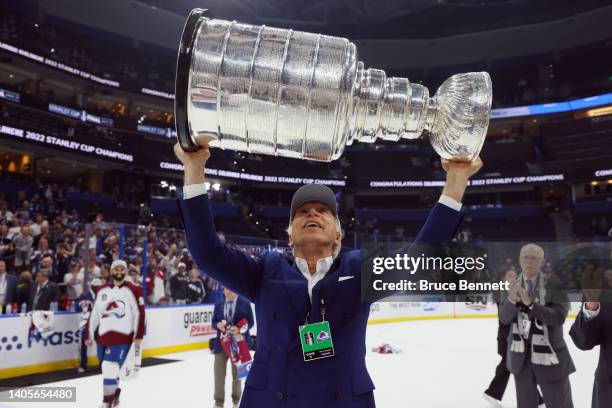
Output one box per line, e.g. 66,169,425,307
3,318,598,408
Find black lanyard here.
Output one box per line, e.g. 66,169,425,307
305,283,326,324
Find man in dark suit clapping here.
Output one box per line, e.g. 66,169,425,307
500,244,575,408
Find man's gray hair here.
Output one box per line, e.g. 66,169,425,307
520,243,545,259
286,217,343,259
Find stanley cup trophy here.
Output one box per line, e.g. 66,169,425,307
175,9,492,162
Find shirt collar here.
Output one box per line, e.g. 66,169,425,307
294,256,334,278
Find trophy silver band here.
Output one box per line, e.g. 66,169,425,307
175,9,492,162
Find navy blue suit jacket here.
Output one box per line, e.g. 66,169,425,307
211,296,255,354
178,194,463,408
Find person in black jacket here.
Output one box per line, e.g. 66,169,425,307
569,268,612,408
186,266,206,304
16,270,32,311
0,259,17,312
169,262,189,304
29,268,60,311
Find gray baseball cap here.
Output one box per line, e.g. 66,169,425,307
290,184,337,220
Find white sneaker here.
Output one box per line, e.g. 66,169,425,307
77,367,85,373
538,404,546,408
483,393,502,407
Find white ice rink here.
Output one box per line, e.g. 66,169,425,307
2,318,598,408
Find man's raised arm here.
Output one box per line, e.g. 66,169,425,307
174,143,263,303
367,157,483,303
415,157,482,242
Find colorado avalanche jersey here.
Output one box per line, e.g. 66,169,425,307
86,282,146,346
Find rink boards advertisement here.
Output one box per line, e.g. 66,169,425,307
0,304,216,379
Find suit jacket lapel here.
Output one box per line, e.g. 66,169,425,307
281,263,310,325
319,256,343,307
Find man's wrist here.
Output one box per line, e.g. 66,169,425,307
438,195,462,211
441,175,468,203
585,302,600,311
184,166,206,186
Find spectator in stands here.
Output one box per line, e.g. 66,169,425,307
7,217,21,240
30,213,45,237
100,263,111,284
13,224,33,272
180,248,193,270
80,254,100,280
29,268,60,311
89,227,103,254
64,261,84,300
128,268,141,286
0,223,14,267
0,259,17,313
54,243,71,283
37,255,54,280
130,255,144,276
16,270,32,309
34,237,53,265
187,266,205,304
169,262,189,304
145,263,166,305
0,201,14,224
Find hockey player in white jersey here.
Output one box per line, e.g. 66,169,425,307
85,259,146,408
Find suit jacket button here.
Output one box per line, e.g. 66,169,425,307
271,311,277,320
335,389,342,400
277,391,284,400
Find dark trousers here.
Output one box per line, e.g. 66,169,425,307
592,378,612,408
485,352,511,400
514,356,573,408
486,323,543,404
79,334,88,370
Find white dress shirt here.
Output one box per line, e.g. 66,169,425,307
582,303,600,321
294,256,334,302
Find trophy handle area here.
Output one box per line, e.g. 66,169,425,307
174,8,207,152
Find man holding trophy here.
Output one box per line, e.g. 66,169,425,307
173,9,492,407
